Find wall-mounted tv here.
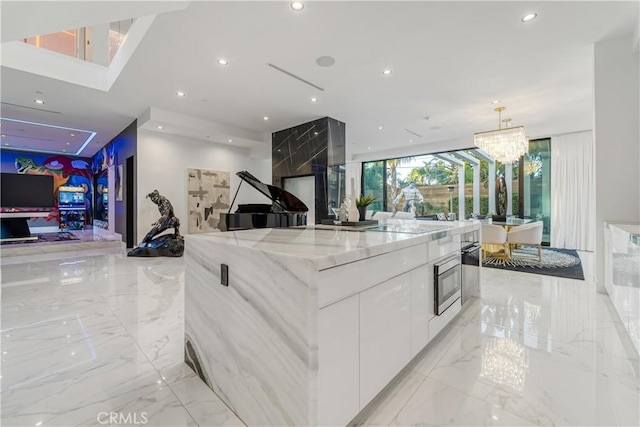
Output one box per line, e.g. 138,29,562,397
1,173,55,208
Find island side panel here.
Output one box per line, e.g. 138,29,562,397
184,236,319,426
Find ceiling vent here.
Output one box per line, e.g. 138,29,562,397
404,128,422,137
267,63,325,91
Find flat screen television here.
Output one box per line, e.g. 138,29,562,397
1,173,55,208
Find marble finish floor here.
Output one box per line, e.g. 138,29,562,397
1,228,123,260
1,250,638,426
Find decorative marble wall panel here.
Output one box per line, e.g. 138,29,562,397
272,117,345,223
187,168,230,233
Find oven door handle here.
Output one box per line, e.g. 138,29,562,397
462,243,481,254
435,255,461,274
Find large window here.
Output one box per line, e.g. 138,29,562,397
520,138,551,244
363,152,484,218
362,145,544,221
362,161,384,212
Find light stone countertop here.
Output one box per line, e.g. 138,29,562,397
607,222,640,236
185,219,480,270
607,222,640,247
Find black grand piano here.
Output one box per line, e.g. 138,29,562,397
219,171,308,231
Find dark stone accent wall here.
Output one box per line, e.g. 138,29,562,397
272,117,346,223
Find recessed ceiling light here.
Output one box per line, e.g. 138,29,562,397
382,69,393,76
3,143,9,146
410,140,413,143
62,149,67,152
66,142,70,145
291,1,304,11
314,131,319,136
156,126,163,130
217,58,229,66
176,91,186,97
0,134,5,137
521,13,537,22
70,133,75,137
228,139,233,143
34,99,45,104
368,146,372,150
492,100,500,104
378,126,383,130
263,116,269,121
310,97,318,103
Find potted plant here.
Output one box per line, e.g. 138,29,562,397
355,194,377,221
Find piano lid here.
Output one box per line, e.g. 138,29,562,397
236,171,308,213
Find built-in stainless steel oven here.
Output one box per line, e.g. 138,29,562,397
434,255,461,316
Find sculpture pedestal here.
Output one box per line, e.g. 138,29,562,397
128,234,184,257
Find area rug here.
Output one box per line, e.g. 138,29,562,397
1,232,80,245
476,246,585,280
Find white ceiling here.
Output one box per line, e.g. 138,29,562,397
1,1,638,159
0,117,95,155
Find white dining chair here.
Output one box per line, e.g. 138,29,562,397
507,221,544,261
481,224,509,260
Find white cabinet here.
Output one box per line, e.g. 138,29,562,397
410,264,433,357
318,240,468,423
429,299,461,340
318,294,360,427
359,273,412,408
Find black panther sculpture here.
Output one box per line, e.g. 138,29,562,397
128,190,184,257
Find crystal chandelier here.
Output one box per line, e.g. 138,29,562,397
474,107,528,163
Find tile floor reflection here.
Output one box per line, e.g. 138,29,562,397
1,250,638,426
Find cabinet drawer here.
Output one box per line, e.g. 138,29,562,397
318,243,428,308
428,234,460,260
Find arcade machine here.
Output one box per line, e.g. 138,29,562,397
58,186,86,230
102,188,109,222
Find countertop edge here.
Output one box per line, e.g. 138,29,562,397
184,221,480,271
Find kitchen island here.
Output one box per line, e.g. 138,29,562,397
184,219,481,426
604,222,640,355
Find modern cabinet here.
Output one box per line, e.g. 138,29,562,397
410,263,433,357
318,294,360,427
318,248,462,420
185,222,479,426
604,223,640,355
359,272,412,408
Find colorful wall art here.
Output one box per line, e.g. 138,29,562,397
0,150,93,224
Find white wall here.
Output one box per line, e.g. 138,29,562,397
594,36,640,290
137,130,271,243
